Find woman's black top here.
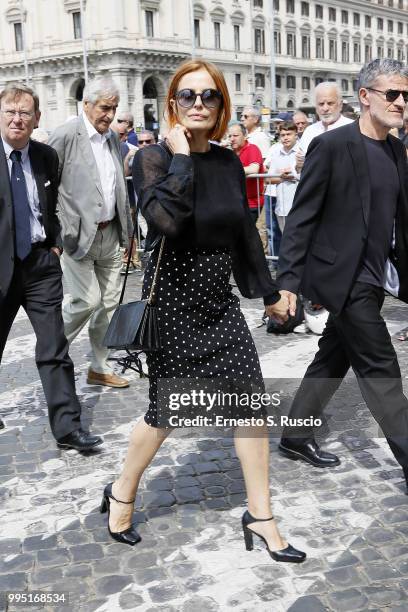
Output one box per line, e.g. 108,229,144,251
132,142,280,305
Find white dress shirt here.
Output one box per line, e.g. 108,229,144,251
267,144,299,216
298,115,354,154
247,127,271,159
264,142,280,197
82,112,116,222
2,137,46,243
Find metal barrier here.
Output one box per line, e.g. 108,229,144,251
247,172,281,261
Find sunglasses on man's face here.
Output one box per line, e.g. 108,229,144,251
367,87,408,103
175,88,223,109
138,139,154,144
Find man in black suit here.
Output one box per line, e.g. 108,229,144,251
277,59,408,488
0,82,102,451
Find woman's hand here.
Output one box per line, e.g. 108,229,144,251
166,124,191,156
265,292,292,324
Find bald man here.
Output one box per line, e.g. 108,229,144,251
292,111,309,138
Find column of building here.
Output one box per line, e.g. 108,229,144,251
110,68,129,112
132,70,145,128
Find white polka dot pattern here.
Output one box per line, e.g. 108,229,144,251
141,246,264,427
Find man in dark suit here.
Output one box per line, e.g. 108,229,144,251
0,82,102,451
277,59,408,488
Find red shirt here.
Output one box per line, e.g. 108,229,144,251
238,142,264,209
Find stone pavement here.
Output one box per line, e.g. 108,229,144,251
1,271,408,612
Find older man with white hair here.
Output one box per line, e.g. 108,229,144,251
48,78,133,388
296,82,353,170
240,105,270,158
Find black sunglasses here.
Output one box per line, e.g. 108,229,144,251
367,87,408,103
175,88,222,109
138,139,154,144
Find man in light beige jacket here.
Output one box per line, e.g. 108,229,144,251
49,78,133,388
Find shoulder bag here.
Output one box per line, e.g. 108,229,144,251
103,233,165,354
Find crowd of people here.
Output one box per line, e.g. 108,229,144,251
1,56,408,564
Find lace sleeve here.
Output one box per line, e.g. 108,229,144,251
132,144,194,239
231,158,280,305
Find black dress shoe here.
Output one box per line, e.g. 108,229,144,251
242,511,306,563
279,437,340,467
57,429,103,451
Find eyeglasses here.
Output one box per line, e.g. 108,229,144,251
138,139,154,144
1,109,34,120
366,88,408,103
117,119,128,123
175,88,222,109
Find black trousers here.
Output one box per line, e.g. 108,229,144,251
0,247,81,440
285,282,408,470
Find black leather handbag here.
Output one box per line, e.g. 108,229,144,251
103,236,165,353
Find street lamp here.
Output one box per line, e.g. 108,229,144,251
80,0,89,83
270,0,276,112
249,0,256,105
19,0,29,84
189,0,196,58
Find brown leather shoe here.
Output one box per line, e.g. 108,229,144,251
87,369,129,388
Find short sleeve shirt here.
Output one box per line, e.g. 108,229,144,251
238,142,264,209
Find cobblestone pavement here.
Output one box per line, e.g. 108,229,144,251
1,271,408,612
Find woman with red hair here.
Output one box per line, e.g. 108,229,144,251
100,60,305,564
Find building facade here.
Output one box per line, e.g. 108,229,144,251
0,0,407,132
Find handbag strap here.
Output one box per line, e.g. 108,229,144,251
119,227,165,305
119,222,137,305
119,140,172,305
147,237,165,305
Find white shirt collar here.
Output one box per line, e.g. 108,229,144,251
2,137,30,163
82,112,111,143
278,143,297,155
318,115,344,131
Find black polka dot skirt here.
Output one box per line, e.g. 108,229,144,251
142,245,265,427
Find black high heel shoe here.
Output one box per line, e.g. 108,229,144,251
100,483,141,546
242,510,306,563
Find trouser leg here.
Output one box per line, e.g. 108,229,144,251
283,313,350,439
256,207,268,254
264,196,272,256
22,249,81,440
333,283,408,469
0,269,22,363
88,224,122,374
61,248,101,345
271,197,281,258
